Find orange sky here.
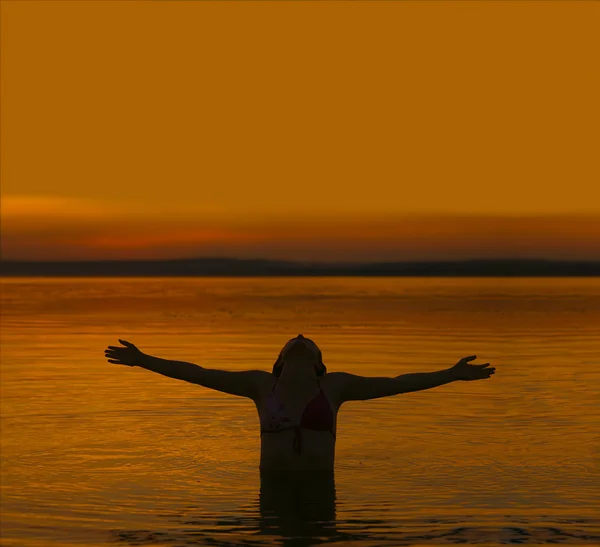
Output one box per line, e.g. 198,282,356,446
1,1,599,262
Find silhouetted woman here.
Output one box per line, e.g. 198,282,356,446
104,335,495,471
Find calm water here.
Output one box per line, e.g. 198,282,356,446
1,276,599,546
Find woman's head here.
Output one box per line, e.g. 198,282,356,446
272,334,326,377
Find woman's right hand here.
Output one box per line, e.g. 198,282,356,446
104,339,145,367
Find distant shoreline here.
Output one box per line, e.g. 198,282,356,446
1,258,599,277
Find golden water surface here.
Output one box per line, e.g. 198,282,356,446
1,277,599,546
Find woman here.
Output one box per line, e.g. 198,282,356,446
104,334,496,471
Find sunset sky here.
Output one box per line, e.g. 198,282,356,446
1,1,599,263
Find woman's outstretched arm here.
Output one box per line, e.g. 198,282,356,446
329,355,496,403
104,339,271,400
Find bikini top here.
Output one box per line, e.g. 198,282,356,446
260,379,336,454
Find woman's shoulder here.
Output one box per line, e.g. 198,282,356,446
255,372,278,400
320,372,348,407
321,371,346,387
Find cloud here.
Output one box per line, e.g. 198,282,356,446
1,195,599,262
1,194,131,223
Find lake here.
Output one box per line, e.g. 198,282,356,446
1,276,599,546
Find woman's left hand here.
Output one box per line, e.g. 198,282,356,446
450,355,496,381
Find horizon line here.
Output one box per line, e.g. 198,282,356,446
2,256,600,264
